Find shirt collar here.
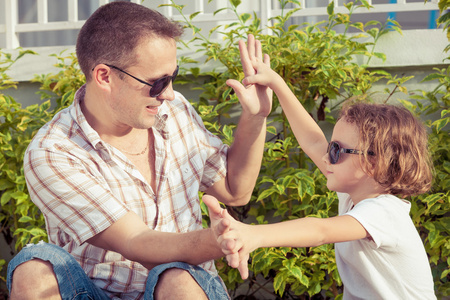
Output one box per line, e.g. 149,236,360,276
153,101,169,139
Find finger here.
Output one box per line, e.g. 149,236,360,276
216,218,231,235
242,75,256,87
226,78,254,97
238,255,250,280
217,231,234,246
239,40,254,76
221,206,233,221
226,78,245,92
226,253,240,269
263,53,270,66
255,38,262,61
218,231,244,256
222,237,236,252
202,194,223,217
218,238,237,256
247,34,255,60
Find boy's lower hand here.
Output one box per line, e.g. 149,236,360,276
203,194,250,279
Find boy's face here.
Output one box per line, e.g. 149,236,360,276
323,118,374,199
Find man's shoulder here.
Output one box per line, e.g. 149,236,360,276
28,106,79,151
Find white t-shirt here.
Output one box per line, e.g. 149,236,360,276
335,193,436,300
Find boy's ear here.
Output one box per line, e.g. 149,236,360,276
363,155,377,177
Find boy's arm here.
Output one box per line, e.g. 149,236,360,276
203,195,368,278
221,215,368,269
243,60,329,174
250,215,368,249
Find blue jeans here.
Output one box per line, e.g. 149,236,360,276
7,241,230,300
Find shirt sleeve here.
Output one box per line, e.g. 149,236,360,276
183,97,228,191
344,198,399,249
24,147,129,245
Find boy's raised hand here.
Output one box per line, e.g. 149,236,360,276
203,194,251,279
226,34,273,118
241,50,280,90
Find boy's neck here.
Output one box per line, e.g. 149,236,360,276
347,174,387,204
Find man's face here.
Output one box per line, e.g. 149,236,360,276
107,37,178,131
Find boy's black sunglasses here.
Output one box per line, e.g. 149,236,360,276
104,64,179,98
327,141,375,165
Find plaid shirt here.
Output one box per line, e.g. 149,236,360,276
24,85,228,299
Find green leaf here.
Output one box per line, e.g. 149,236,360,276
290,266,304,281
240,13,251,23
432,117,449,133
441,268,450,279
158,4,185,11
370,69,390,76
372,52,386,62
11,191,28,201
0,179,15,190
422,73,446,82
228,267,238,283
29,227,47,237
424,193,444,211
327,2,334,16
189,11,201,21
222,87,232,101
267,126,277,135
367,28,379,39
273,270,289,295
213,8,228,16
230,0,241,8
18,216,34,223
257,189,276,202
437,11,450,25
1,190,12,206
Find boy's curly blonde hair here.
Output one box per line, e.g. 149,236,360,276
339,102,433,197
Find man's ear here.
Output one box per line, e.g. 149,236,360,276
92,64,112,87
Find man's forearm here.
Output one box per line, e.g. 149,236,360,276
127,227,224,270
88,212,224,271
225,113,267,205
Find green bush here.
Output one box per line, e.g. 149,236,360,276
0,50,81,291
0,0,449,298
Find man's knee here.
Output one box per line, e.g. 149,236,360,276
9,259,61,300
154,268,208,300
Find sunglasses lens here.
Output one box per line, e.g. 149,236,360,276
149,77,171,97
149,66,179,98
328,142,340,164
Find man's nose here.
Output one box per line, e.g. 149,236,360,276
156,82,175,101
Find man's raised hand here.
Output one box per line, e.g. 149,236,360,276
226,34,273,118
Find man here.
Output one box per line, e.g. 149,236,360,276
6,2,271,299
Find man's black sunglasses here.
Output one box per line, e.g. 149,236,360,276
105,64,179,98
327,141,375,165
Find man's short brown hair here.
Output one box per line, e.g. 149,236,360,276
76,1,183,82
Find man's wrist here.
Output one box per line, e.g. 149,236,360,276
205,227,225,260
